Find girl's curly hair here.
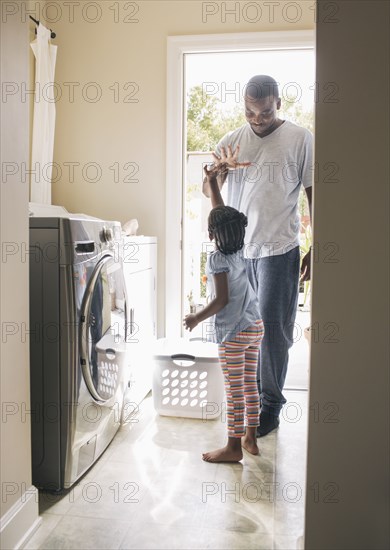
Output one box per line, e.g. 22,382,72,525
208,206,248,255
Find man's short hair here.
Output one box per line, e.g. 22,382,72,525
244,75,280,101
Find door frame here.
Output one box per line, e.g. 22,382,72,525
165,30,315,338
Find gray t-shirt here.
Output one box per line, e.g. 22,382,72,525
204,249,260,343
216,121,313,258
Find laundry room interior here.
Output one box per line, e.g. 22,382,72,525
1,2,389,550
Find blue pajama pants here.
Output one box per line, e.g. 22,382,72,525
245,246,300,416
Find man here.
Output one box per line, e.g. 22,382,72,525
203,75,313,436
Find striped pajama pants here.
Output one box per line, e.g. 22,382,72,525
218,319,264,438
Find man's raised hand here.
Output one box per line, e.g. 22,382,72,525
212,145,251,169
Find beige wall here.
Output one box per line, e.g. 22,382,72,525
47,0,314,335
0,1,39,544
305,1,389,548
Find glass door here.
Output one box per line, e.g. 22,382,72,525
182,49,315,371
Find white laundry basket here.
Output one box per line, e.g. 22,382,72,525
152,338,225,419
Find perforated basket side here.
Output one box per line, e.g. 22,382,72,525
152,358,225,419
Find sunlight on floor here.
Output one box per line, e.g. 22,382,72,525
24,384,308,550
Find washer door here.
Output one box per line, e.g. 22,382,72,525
80,254,127,402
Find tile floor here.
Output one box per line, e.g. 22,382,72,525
24,312,310,550
23,388,308,550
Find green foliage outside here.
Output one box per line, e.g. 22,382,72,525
187,86,247,152
279,98,314,134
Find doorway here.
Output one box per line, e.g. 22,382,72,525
182,49,314,391
165,31,315,361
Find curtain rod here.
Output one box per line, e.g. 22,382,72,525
29,15,56,39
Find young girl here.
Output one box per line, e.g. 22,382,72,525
183,159,264,463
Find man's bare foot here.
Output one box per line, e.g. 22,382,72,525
241,435,260,456
202,445,243,463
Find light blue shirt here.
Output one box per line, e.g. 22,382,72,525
204,249,260,343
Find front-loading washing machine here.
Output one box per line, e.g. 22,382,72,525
29,215,128,491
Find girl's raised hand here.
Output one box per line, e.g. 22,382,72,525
203,162,229,180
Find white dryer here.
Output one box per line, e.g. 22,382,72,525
29,215,127,490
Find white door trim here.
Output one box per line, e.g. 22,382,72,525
165,30,315,338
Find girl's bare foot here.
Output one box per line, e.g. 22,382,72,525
241,435,260,455
202,445,243,463
241,427,260,455
202,437,243,463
